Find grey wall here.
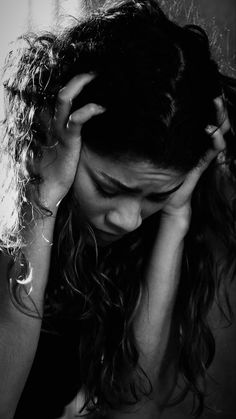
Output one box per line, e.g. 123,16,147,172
192,0,235,76
159,0,236,76
89,0,236,76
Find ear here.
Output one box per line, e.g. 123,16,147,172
213,96,231,135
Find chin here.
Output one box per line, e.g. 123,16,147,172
95,233,122,247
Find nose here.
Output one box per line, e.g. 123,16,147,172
106,199,142,234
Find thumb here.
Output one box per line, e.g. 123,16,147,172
205,122,226,153
180,125,225,197
195,124,226,177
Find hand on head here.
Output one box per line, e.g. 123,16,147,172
32,74,105,214
161,96,230,225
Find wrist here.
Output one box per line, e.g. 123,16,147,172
19,209,57,304
22,200,58,224
21,202,57,251
160,208,191,237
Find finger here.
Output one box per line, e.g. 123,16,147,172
66,103,105,137
179,127,225,197
53,73,96,132
205,123,226,152
213,96,231,135
194,124,226,177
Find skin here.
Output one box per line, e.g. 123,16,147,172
73,146,186,246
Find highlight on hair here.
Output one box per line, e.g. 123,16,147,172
1,0,236,416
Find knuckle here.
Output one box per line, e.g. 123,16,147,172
68,114,77,124
88,104,98,113
221,116,231,135
57,89,68,104
67,115,81,128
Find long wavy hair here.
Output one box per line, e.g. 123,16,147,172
1,0,236,416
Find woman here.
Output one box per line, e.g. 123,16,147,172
0,0,236,418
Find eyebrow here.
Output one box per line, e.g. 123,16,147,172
96,170,183,197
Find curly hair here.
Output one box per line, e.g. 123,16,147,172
1,0,236,416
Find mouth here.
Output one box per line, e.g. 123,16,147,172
93,227,124,243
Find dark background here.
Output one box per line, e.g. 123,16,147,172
87,0,236,76
160,0,236,76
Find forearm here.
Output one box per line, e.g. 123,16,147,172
0,214,56,418
134,215,187,372
107,215,188,419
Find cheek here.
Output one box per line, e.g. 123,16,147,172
141,201,167,220
73,170,105,220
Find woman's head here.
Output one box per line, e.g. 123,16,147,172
34,0,223,243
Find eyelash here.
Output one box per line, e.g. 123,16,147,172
94,184,168,205
94,182,118,198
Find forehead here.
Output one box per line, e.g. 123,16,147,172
81,146,184,189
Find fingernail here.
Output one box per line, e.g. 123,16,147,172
96,105,106,113
86,72,97,79
205,125,218,135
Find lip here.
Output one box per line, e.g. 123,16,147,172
94,227,123,240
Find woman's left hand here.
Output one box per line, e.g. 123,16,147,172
161,97,229,229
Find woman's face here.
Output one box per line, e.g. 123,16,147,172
73,146,185,246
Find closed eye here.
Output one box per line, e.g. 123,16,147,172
94,182,118,198
93,177,183,201
95,183,169,202
146,193,169,203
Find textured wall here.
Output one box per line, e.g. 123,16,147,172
192,0,235,75
159,0,236,76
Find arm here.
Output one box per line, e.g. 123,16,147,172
106,215,187,419
106,104,227,419
131,215,187,410
0,215,55,418
0,73,104,418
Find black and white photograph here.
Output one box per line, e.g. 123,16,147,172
0,1,236,418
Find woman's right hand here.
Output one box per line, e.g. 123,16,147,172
33,73,105,215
